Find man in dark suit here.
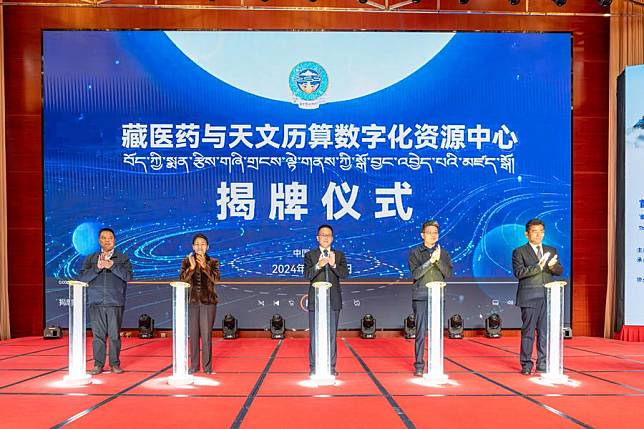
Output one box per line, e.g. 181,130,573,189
304,224,349,376
408,220,453,376
78,228,133,375
512,218,564,375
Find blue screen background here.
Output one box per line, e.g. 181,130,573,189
43,31,571,329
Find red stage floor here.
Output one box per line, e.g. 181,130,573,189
1,336,643,428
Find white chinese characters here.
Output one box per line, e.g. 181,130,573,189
214,181,416,221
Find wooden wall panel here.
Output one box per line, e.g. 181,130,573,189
4,117,41,173
3,5,610,337
573,118,610,170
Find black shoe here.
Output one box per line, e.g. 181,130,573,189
110,365,124,374
188,368,198,375
536,367,546,373
90,366,103,375
520,367,532,375
414,369,423,377
204,369,212,375
331,370,339,376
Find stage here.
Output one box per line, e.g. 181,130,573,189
1,336,643,429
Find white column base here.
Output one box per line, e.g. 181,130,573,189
63,374,92,386
540,372,569,384
168,374,194,386
310,373,336,386
423,372,449,384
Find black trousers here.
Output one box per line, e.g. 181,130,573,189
308,309,340,372
189,303,217,372
89,305,124,368
520,298,548,370
412,300,428,371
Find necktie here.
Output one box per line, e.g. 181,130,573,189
537,245,543,259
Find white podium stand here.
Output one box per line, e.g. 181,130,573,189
542,280,568,384
311,281,335,385
168,281,193,386
425,281,448,383
63,280,92,385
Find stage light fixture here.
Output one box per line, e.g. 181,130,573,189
509,0,520,5
458,0,469,4
448,314,464,339
485,313,502,338
138,314,154,339
597,0,612,6
361,314,376,339
552,0,566,6
270,314,285,339
222,314,238,339
403,314,416,339
43,325,63,339
563,326,573,339
358,0,369,3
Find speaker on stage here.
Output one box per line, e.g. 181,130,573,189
43,325,62,339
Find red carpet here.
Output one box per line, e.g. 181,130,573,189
539,396,644,428
257,372,381,396
130,371,260,396
395,396,582,429
241,396,406,429
65,396,245,429
0,395,105,428
375,371,510,395
591,371,644,390
0,336,642,428
0,369,50,387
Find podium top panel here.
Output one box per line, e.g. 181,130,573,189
312,281,332,289
544,280,567,288
425,281,447,288
170,281,191,288
66,280,89,288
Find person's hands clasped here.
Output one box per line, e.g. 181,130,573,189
328,251,336,267
318,253,329,268
196,253,207,269
538,252,551,270
97,253,113,269
430,246,441,264
547,254,559,268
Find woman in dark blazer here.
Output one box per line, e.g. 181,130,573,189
179,233,220,374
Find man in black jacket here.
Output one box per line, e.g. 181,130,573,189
304,224,349,376
512,218,564,375
79,228,132,375
408,220,453,376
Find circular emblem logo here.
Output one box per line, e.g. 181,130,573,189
289,61,329,104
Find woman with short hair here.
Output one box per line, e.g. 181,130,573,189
179,233,220,374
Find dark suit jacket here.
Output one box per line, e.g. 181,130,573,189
304,248,349,311
408,244,453,301
512,243,564,308
79,250,132,306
